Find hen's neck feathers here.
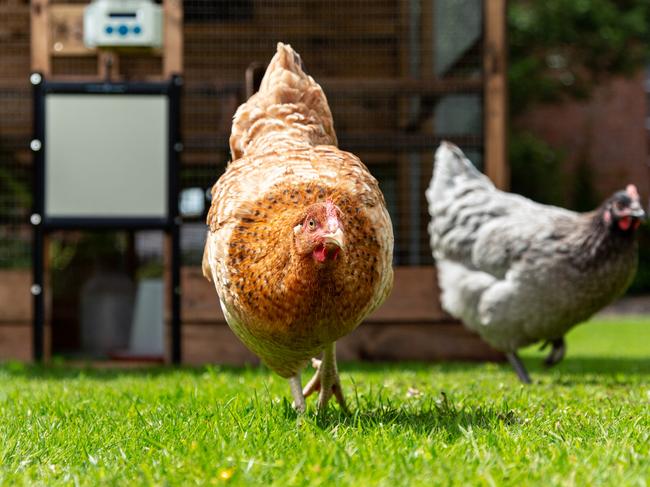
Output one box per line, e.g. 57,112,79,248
572,207,638,269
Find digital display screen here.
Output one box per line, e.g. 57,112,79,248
108,12,137,18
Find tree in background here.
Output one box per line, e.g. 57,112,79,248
508,0,650,206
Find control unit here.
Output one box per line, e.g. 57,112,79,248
83,0,162,48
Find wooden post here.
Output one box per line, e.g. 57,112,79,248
163,0,183,77
162,0,183,362
31,0,51,75
483,0,508,189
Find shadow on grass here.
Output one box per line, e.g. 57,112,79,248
280,391,520,440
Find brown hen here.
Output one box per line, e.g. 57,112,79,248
202,43,394,411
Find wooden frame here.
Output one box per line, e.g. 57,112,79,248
31,0,51,75
483,0,508,189
31,0,183,81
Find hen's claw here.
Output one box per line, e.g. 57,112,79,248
302,358,322,398
303,345,348,412
542,337,566,367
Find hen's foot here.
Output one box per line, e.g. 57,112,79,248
303,343,348,412
506,352,532,384
541,338,566,367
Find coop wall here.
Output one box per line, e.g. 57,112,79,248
0,0,504,363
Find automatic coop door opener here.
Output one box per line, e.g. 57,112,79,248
84,0,163,49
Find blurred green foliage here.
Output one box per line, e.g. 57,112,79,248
509,0,650,117
509,131,566,207
0,166,31,215
508,0,650,205
508,0,650,207
0,144,32,269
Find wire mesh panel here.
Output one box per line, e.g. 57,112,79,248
181,0,484,265
0,0,32,270
0,0,485,270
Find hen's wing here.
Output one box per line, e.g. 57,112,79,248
426,142,576,278
426,143,581,349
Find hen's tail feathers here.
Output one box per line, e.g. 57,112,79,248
229,42,337,160
427,142,493,203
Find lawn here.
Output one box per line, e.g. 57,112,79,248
0,318,648,486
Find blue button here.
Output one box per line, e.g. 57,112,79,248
118,25,128,36
105,25,113,34
133,25,142,35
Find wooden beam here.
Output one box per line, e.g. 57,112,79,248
0,325,32,361
483,0,508,189
0,270,32,323
49,4,94,57
163,0,183,77
30,0,50,75
183,77,482,98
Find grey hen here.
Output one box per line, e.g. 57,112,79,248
426,142,644,383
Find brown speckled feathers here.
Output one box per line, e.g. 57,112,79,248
203,43,394,377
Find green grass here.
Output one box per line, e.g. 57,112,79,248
1,318,649,486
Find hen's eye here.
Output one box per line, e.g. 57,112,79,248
615,201,626,211
308,219,316,229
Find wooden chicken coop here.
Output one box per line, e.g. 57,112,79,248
0,0,506,364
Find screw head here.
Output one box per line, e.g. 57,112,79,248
30,73,42,85
174,76,184,87
30,284,42,296
30,139,42,152
174,142,184,152
30,213,42,225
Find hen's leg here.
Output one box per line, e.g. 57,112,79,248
289,373,306,413
542,338,566,367
303,343,348,412
506,352,532,384
302,359,321,398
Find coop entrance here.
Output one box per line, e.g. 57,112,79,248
31,77,182,362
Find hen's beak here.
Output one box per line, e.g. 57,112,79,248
628,201,646,219
322,227,344,249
